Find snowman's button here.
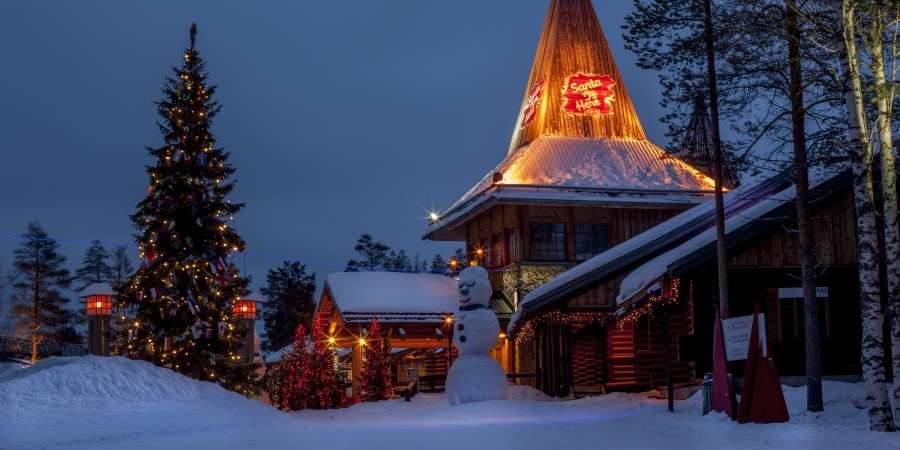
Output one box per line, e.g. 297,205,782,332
457,324,464,331
459,335,466,342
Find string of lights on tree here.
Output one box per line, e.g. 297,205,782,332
118,24,257,397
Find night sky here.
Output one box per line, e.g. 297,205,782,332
0,1,665,292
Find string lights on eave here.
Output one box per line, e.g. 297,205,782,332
615,277,681,329
511,309,614,344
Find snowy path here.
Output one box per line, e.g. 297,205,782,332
1,357,897,450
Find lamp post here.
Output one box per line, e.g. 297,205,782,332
81,283,114,356
231,295,260,361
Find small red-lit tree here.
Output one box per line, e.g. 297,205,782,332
359,317,392,402
277,317,341,411
278,324,309,411
304,315,341,409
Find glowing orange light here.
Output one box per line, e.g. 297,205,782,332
444,316,454,324
232,299,256,319
86,295,112,316
498,332,508,340
327,336,336,345
358,337,367,346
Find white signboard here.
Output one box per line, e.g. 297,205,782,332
777,287,828,299
721,313,767,362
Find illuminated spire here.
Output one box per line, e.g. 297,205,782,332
508,0,646,154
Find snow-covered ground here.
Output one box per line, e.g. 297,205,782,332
1,357,896,450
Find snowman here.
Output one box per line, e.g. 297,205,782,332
445,266,508,404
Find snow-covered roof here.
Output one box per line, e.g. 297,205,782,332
426,137,716,240
78,283,115,298
615,169,850,311
324,272,457,323
508,173,795,332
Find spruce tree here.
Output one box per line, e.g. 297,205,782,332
359,318,392,401
123,24,255,395
260,261,316,353
10,223,77,362
430,254,447,274
74,240,112,290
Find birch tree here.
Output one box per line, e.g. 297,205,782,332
837,0,896,431
865,1,900,424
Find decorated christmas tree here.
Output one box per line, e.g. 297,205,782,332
304,316,341,409
121,23,257,396
359,317,392,402
277,318,340,411
278,324,309,411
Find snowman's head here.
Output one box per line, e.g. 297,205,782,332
457,266,492,308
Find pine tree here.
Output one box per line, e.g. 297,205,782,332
10,223,77,362
74,240,112,291
260,261,316,353
430,254,447,274
359,317,392,402
278,324,309,411
109,246,135,356
449,248,467,276
122,24,256,396
385,250,412,272
109,246,134,289
352,234,390,271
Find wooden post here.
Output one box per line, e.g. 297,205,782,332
664,306,674,412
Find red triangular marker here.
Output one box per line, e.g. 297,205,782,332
711,310,735,418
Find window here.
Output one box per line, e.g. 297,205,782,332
574,224,610,261
529,223,566,261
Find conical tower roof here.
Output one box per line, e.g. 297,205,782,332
425,0,716,241
508,0,646,153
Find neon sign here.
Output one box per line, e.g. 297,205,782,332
520,79,545,128
561,73,616,116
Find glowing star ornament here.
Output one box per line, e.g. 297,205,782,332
561,73,616,116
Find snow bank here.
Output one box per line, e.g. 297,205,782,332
1,356,896,450
0,356,286,449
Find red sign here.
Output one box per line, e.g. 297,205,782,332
520,79,545,128
561,73,616,116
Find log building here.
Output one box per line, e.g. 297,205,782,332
423,0,716,384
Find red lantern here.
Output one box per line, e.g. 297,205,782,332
81,283,115,317
86,295,113,316
232,299,257,320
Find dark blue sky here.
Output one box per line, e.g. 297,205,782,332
0,1,665,292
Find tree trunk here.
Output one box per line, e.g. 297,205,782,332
786,0,823,412
868,3,900,424
838,0,896,431
703,0,730,318
31,246,40,365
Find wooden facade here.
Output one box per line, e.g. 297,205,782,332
521,175,873,397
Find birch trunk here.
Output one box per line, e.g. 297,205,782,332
838,0,896,431
868,3,900,424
